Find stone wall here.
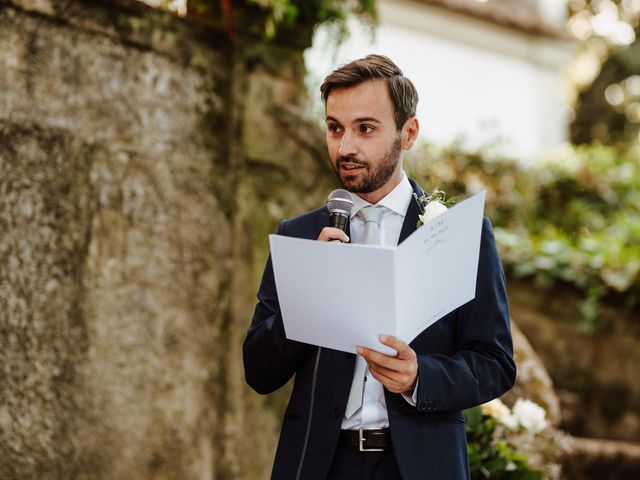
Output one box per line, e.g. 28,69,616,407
0,1,335,478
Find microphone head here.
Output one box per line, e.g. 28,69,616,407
327,189,354,216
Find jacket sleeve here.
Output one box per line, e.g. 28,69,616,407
414,218,516,413
242,220,311,395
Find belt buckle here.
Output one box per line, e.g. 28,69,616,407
358,429,384,452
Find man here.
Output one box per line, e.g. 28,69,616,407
243,55,516,480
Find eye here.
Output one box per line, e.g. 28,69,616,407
327,123,342,134
359,124,374,134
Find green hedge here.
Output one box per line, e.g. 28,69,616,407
406,142,640,331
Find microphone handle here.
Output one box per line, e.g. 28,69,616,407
329,212,349,232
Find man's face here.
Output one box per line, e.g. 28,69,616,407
325,80,410,202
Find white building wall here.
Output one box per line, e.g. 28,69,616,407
305,0,574,161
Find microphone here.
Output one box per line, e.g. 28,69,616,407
326,189,353,232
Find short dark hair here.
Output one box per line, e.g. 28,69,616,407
320,54,419,131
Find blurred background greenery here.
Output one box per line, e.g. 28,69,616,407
406,141,640,333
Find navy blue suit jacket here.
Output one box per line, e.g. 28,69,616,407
243,180,516,480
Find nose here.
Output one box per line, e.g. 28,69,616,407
338,131,357,157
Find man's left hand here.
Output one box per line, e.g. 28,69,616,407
357,335,418,394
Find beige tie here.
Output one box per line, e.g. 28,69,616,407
345,205,385,419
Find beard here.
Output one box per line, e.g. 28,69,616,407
331,136,402,194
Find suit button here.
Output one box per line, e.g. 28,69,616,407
419,401,428,411
332,408,343,419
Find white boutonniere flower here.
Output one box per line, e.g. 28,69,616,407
414,189,452,228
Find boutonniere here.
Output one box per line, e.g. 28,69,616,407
414,189,453,228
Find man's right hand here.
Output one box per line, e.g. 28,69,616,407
317,227,349,243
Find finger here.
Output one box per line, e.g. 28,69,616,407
317,227,349,243
368,366,409,393
360,345,418,390
368,363,403,382
367,361,416,387
358,345,413,371
378,335,415,360
358,347,405,371
368,365,400,389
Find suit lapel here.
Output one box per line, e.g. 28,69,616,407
398,178,425,245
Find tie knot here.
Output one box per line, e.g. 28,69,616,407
359,205,385,225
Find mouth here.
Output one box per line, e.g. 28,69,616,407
339,162,367,173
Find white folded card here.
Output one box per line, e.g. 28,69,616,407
269,190,486,355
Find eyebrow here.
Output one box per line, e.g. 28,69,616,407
325,115,382,124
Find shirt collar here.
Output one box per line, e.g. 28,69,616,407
350,172,413,219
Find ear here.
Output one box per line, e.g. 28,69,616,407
401,117,420,150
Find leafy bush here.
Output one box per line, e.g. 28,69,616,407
465,399,566,480
406,142,640,331
246,0,377,37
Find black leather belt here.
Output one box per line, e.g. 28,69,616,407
338,428,392,452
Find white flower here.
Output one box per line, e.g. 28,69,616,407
480,398,518,430
512,398,548,433
417,200,448,225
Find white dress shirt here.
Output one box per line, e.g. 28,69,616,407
341,172,417,430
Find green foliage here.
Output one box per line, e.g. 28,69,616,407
247,0,377,38
147,0,377,38
406,142,640,330
465,407,543,480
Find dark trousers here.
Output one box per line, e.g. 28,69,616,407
326,446,403,479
